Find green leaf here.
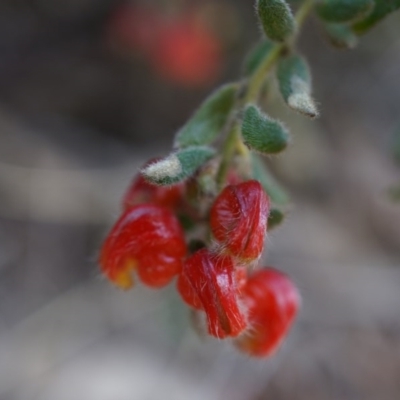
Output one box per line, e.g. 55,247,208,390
251,153,290,205
257,0,296,42
323,22,358,49
244,40,275,76
267,208,286,230
174,84,237,148
142,146,215,185
242,105,289,154
353,0,400,34
316,0,374,23
276,54,318,118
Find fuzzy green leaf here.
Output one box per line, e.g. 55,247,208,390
142,146,215,185
316,0,374,23
251,153,290,205
244,40,275,76
353,0,400,34
257,0,296,42
174,84,237,148
242,105,289,154
323,22,358,49
277,54,318,118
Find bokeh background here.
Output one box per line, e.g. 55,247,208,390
0,1,400,399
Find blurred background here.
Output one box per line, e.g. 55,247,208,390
0,1,400,399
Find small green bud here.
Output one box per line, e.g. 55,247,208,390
323,23,358,49
242,105,289,154
353,0,400,34
256,0,296,42
267,208,285,230
174,83,237,148
244,40,275,76
142,146,215,185
251,153,290,205
277,54,318,118
316,0,374,23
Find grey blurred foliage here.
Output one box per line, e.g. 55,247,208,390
0,1,400,399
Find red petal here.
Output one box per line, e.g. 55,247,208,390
210,180,269,262
181,249,247,338
235,268,300,357
100,204,186,289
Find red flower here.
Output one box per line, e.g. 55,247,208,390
179,249,247,338
100,204,187,289
123,171,184,211
150,16,221,87
107,4,222,87
210,180,270,263
235,268,300,357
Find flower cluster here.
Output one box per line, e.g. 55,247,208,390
99,162,300,357
98,0,400,359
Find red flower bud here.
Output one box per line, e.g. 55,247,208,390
100,204,187,289
179,249,247,338
177,263,247,311
235,268,300,357
210,180,270,262
123,171,184,211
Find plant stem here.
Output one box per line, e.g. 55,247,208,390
216,0,315,188
246,0,315,105
295,0,315,27
245,45,284,104
216,122,241,186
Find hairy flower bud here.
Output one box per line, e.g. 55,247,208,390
210,180,270,263
100,204,187,289
179,249,247,338
235,268,300,357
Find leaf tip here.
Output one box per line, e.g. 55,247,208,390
142,155,182,185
